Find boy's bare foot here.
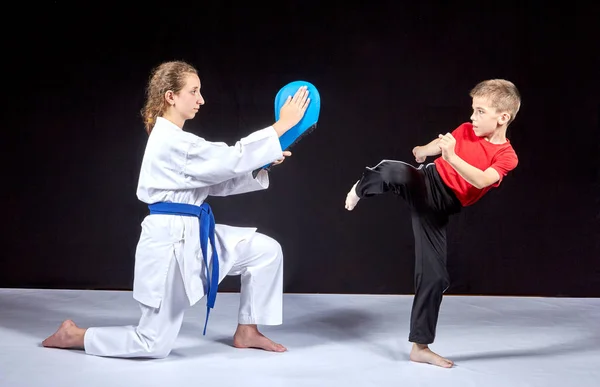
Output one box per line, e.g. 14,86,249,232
42,320,86,349
233,324,286,352
410,343,454,368
345,182,360,211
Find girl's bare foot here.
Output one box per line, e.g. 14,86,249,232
42,320,86,349
410,343,453,368
233,324,286,352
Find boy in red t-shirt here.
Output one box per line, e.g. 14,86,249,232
344,79,521,368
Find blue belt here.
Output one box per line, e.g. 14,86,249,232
148,202,218,335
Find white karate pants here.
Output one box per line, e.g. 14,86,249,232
83,232,283,359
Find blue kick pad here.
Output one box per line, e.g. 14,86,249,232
252,81,320,178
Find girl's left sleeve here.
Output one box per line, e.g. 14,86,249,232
207,169,270,196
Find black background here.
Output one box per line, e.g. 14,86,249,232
3,2,599,297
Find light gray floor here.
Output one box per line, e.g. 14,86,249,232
1,288,599,387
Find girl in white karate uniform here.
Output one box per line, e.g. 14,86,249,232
42,60,310,358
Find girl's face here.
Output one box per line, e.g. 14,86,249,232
171,73,205,121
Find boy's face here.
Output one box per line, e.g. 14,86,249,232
470,96,509,137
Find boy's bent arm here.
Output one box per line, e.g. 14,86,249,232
445,154,500,189
416,138,443,157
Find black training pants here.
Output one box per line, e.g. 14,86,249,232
354,160,462,344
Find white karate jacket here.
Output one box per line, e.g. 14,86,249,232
133,117,283,308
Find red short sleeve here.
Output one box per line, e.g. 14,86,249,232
490,147,518,187
451,123,468,138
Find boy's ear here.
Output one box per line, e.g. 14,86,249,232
498,112,511,125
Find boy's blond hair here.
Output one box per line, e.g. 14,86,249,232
470,79,521,125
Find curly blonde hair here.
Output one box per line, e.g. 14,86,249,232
140,61,198,134
470,79,521,125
